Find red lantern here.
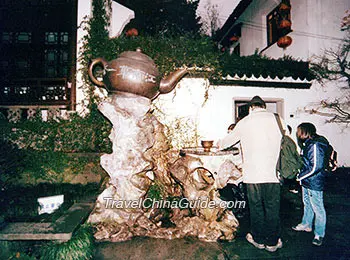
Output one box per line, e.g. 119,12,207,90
277,35,292,49
126,28,138,37
279,19,291,29
229,35,240,42
279,3,291,11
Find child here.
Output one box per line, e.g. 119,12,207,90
293,122,329,246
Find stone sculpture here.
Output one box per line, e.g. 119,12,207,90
87,49,239,242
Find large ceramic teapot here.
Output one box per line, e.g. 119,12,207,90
88,48,187,99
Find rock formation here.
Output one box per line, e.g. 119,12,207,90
88,93,239,242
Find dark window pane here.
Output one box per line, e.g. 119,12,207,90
16,32,32,43
45,66,57,77
60,32,69,44
45,49,58,63
1,32,12,43
60,50,68,62
45,32,58,44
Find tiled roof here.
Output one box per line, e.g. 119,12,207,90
211,73,312,88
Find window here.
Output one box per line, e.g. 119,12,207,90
1,32,12,43
233,98,284,122
225,23,242,55
60,32,69,45
45,32,58,45
16,60,30,77
15,32,32,43
60,50,68,63
231,43,240,56
0,0,76,107
266,1,292,46
43,32,70,77
45,32,69,45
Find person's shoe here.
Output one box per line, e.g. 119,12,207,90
245,233,265,249
292,223,312,232
312,236,323,246
265,238,283,252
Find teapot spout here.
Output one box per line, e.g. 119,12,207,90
159,68,188,94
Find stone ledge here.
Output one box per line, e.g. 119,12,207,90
0,202,94,242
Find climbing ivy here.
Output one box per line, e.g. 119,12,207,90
80,0,313,102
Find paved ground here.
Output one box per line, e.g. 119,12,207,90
95,168,350,260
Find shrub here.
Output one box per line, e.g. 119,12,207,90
39,225,95,260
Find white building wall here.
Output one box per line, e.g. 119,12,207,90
237,0,349,60
156,78,350,167
110,2,135,38
191,0,350,167
76,0,92,113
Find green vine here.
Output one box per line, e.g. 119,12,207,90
79,0,313,105
79,0,112,105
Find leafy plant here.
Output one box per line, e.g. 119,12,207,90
39,225,95,260
0,139,26,186
4,106,111,153
0,103,111,183
0,241,40,260
124,0,202,36
161,116,200,149
146,180,165,201
79,0,112,104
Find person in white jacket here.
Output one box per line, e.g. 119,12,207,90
217,96,284,252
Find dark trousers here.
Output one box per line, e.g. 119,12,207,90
246,183,281,246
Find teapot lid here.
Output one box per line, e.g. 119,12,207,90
119,48,156,65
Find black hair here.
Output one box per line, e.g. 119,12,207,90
249,96,266,109
297,122,317,140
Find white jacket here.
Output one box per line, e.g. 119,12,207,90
218,108,285,184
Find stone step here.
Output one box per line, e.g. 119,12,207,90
0,202,94,242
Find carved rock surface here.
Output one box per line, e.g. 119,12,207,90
88,93,239,242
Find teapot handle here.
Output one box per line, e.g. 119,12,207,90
88,58,108,87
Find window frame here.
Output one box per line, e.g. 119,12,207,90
232,98,284,123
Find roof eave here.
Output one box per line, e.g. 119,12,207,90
214,0,253,44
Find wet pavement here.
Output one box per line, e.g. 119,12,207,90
95,168,350,260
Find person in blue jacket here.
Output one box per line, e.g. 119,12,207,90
292,122,329,246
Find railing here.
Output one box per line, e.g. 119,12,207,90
0,78,70,106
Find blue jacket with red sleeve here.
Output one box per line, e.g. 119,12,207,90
296,136,329,191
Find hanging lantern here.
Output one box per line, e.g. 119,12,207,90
279,3,291,12
229,35,240,42
278,19,292,29
126,28,138,37
277,35,292,49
